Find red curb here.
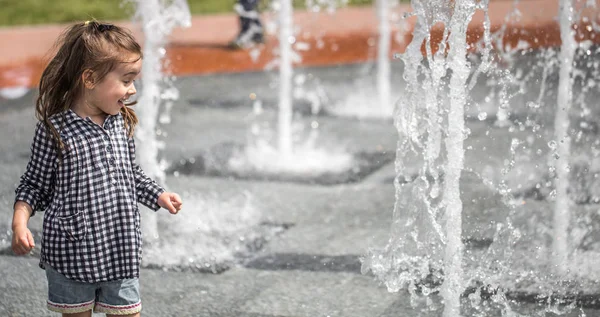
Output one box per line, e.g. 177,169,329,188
0,1,598,89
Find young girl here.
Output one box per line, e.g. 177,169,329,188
10,21,182,317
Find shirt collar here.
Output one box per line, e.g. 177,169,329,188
65,109,118,128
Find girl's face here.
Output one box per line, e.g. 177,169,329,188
86,53,142,116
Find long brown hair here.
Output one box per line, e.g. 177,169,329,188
36,21,142,157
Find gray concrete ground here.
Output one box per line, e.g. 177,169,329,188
1,60,600,317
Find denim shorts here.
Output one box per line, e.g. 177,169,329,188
45,265,142,315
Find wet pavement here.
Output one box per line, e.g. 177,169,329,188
1,56,600,316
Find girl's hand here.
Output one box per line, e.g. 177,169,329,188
158,192,183,214
12,225,35,255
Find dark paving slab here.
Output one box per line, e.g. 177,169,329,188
244,253,362,273
168,142,394,186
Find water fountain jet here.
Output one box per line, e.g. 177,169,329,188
364,0,600,315
277,0,294,159
170,0,394,185
551,0,576,276
376,0,392,119
130,0,190,253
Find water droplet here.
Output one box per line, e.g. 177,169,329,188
253,101,263,114
463,128,471,139
548,140,557,149
478,112,487,121
251,124,261,135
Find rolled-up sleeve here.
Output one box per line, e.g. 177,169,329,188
15,122,57,216
127,137,165,211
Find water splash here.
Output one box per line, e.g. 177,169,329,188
274,0,294,158
142,190,262,271
230,100,353,175
376,0,393,118
551,0,576,275
229,133,353,176
362,1,483,316
239,0,353,173
129,0,191,243
132,0,190,183
441,2,479,315
329,1,405,119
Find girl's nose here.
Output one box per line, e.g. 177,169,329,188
129,83,137,95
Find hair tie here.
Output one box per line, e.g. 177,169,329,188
84,20,91,26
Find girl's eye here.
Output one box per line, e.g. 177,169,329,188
123,80,135,85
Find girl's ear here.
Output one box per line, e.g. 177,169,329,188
82,69,95,89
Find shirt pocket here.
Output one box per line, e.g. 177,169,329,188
56,209,88,242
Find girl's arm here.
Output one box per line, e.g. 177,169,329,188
15,122,57,216
12,201,33,228
12,122,56,255
12,201,35,255
127,137,165,211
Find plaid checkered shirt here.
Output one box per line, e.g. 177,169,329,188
15,109,165,283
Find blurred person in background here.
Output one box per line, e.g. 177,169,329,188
229,0,264,49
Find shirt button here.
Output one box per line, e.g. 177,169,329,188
106,145,113,152
112,177,118,185
104,135,110,141
109,158,116,165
